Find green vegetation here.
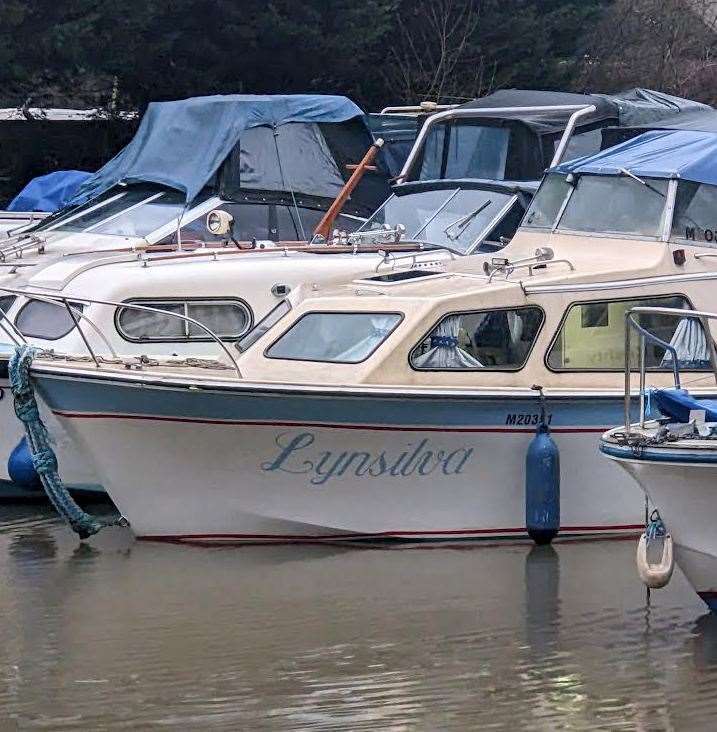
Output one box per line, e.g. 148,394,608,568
2,0,716,114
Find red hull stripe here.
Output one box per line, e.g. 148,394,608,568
137,524,643,542
52,410,607,433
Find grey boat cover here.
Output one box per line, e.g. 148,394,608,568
601,106,717,148
460,88,709,133
412,88,710,182
71,94,390,211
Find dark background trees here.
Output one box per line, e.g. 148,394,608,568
0,0,715,113
6,0,715,115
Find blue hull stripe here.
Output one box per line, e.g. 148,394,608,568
33,373,673,429
601,441,717,465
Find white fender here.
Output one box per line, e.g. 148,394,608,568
636,532,675,589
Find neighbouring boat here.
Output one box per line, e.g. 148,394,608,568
16,127,717,542
601,304,717,612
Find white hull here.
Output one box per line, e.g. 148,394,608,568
606,455,717,610
35,374,647,542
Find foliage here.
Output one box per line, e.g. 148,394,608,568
7,0,707,115
578,0,717,103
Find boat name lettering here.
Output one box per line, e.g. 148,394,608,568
505,413,553,426
260,431,474,486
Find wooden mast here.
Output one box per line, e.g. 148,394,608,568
312,138,384,241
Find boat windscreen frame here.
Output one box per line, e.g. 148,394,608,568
398,104,597,183
550,173,678,243
464,193,519,254
357,180,526,254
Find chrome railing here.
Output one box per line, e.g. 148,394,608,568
397,104,597,182
0,286,243,378
623,306,717,436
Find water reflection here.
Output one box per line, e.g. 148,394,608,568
0,521,715,729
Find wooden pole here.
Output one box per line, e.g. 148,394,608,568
313,138,384,241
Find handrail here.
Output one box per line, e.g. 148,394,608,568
397,104,596,182
0,286,243,378
0,292,115,359
623,306,717,436
379,104,458,115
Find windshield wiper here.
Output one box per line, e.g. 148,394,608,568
618,168,665,198
443,200,492,240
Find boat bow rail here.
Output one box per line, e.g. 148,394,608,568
622,305,717,438
0,286,243,378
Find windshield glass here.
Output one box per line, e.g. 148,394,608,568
522,173,571,229
356,188,513,253
35,186,186,238
557,174,668,237
671,181,717,245
419,123,510,180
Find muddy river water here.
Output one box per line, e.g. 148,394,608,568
1,504,717,730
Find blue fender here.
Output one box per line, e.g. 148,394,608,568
525,423,560,544
8,436,41,489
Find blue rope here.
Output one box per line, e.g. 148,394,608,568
9,345,118,540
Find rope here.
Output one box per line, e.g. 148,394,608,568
645,509,667,542
9,345,123,540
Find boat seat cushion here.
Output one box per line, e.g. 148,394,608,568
653,388,717,423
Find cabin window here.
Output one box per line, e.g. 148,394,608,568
410,306,544,370
670,181,717,245
547,295,710,370
15,300,84,341
116,299,252,342
266,312,402,363
557,174,668,237
522,174,571,229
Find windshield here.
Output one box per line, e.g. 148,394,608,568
35,186,187,238
557,174,668,237
523,173,572,229
418,123,510,180
356,188,514,253
671,181,717,245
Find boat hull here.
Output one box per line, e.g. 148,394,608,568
602,443,717,611
30,370,652,542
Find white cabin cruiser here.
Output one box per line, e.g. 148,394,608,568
15,128,717,542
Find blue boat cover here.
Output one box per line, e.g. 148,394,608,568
553,129,717,186
653,388,717,423
72,94,364,205
8,170,92,212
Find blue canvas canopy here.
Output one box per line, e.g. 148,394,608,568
72,94,369,205
553,129,717,186
8,170,92,212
